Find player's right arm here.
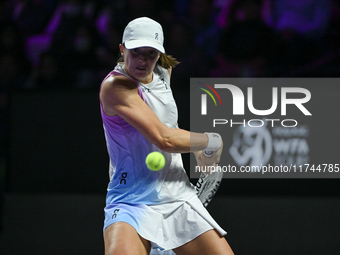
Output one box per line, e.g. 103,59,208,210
100,75,222,162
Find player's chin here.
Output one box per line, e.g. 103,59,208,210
134,70,150,80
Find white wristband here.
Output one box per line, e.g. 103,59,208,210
204,132,222,153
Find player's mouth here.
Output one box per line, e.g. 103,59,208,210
136,66,147,71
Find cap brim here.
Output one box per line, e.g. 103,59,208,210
125,39,165,53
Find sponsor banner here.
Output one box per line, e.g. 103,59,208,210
190,78,340,178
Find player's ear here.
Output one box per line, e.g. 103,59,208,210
119,44,124,56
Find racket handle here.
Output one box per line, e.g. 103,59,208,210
203,150,213,157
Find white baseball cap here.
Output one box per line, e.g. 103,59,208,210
122,17,165,53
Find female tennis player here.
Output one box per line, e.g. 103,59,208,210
99,17,234,255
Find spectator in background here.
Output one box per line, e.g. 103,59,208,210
48,0,103,88
72,23,102,89
25,51,62,89
211,0,282,77
0,21,30,89
173,0,190,19
264,0,332,68
0,0,51,39
188,0,221,61
266,0,331,39
121,0,176,32
125,0,157,21
166,20,210,86
0,53,29,90
95,3,126,77
49,0,85,85
96,22,123,78
214,0,236,29
0,20,31,71
323,0,340,52
0,22,25,58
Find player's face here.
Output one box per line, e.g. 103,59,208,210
120,45,160,84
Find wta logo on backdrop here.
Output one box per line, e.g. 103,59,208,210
191,79,312,170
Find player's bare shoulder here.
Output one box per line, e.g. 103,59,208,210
102,75,137,93
100,75,138,116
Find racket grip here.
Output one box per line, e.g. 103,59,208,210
203,150,213,157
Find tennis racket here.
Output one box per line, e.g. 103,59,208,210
196,170,223,207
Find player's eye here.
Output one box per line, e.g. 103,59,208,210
148,50,158,57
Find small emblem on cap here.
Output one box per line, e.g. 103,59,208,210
155,33,158,40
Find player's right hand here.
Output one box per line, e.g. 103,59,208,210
200,140,223,166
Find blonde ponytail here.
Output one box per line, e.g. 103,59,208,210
158,53,180,69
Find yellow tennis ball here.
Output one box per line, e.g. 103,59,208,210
145,152,165,171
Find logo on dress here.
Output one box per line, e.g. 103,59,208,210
161,78,168,89
120,172,128,184
112,209,120,218
141,86,151,93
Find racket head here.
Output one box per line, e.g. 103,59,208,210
196,171,223,207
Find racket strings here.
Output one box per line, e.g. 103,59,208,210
196,171,223,207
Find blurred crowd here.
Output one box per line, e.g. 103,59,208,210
0,0,339,91
0,0,339,92
0,0,340,234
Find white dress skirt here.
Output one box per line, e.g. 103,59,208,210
103,194,227,251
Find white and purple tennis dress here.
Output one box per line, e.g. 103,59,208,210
100,63,226,251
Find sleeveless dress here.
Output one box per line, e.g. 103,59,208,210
100,63,226,251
